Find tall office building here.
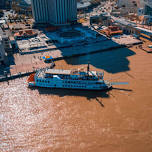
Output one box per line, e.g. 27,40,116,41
0,36,5,65
31,0,77,25
0,0,6,9
140,0,152,16
117,0,140,7
137,0,152,16
31,0,50,24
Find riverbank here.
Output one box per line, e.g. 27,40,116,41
0,36,142,82
1,41,152,152
0,41,124,82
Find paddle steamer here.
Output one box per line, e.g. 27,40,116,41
27,64,127,90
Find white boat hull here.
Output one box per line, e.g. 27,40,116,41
28,79,112,90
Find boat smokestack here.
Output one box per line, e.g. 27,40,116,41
87,62,90,73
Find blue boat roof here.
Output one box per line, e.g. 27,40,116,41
42,56,53,60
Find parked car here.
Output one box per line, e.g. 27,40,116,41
148,45,152,48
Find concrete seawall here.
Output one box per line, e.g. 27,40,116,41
0,42,125,82
0,71,35,82
53,44,125,61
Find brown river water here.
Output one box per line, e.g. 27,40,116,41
1,47,152,152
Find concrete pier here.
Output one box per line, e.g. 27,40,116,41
0,36,141,82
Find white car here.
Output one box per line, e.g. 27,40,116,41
148,45,152,48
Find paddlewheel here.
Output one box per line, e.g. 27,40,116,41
27,73,35,82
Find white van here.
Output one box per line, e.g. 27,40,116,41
148,45,152,48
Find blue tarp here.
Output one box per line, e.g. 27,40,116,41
42,56,53,61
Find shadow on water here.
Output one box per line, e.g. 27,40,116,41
32,23,136,75
64,47,135,74
29,87,132,108
31,87,110,100
112,87,133,92
33,87,112,107
31,87,132,107
48,24,136,74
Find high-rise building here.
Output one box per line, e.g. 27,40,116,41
137,0,152,16
140,0,152,16
117,0,141,14
0,0,12,9
0,0,6,9
0,27,6,64
49,0,77,25
31,0,77,25
117,0,140,8
0,36,5,64
31,0,49,24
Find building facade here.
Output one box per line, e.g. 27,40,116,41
0,36,5,64
0,0,6,9
0,0,12,9
143,0,152,16
0,28,12,55
117,0,140,13
138,0,152,16
31,0,50,24
31,0,77,25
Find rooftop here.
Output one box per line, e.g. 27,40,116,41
45,69,71,75
14,29,37,37
77,1,91,9
45,69,98,77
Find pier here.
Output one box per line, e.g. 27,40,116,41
0,41,124,82
0,36,142,83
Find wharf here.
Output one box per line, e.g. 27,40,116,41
19,36,141,56
20,39,124,58
0,37,141,82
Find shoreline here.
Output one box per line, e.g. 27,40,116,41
0,37,142,82
0,44,125,82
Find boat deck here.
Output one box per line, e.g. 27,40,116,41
45,69,99,77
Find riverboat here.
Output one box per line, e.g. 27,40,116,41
27,64,128,90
